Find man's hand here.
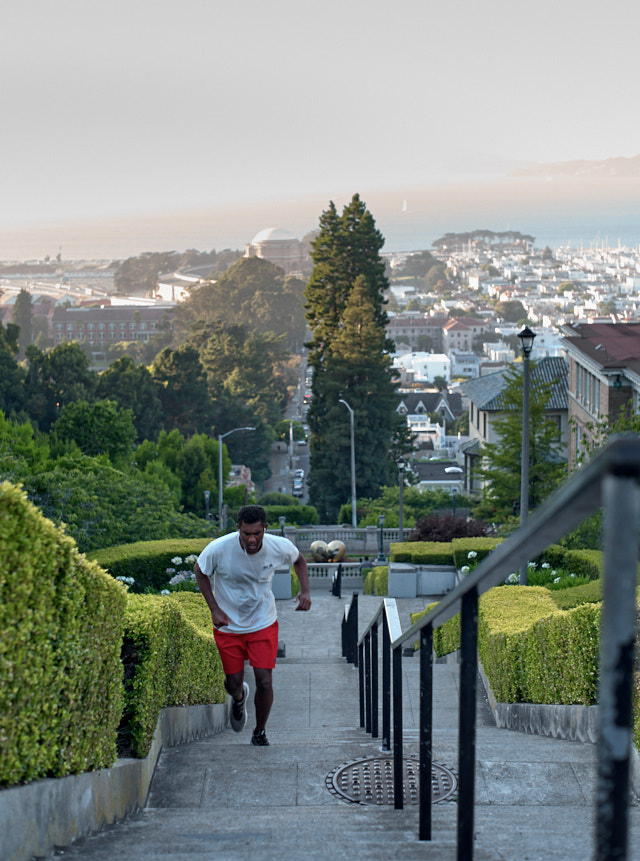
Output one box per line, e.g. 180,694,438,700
211,607,230,628
294,591,311,611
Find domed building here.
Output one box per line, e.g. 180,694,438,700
244,227,308,276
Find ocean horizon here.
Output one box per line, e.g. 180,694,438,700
1,176,639,261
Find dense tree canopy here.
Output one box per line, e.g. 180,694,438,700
175,257,306,351
24,342,97,432
96,355,163,442
51,399,137,466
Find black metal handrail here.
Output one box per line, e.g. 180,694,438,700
343,436,640,861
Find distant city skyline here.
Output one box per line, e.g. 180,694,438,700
3,0,640,240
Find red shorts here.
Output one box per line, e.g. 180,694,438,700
213,621,279,674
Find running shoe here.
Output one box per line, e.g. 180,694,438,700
230,682,249,732
251,728,270,746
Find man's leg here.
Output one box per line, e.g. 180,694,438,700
224,669,245,702
252,667,273,732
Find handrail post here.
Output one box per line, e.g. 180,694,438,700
393,645,403,809
382,612,391,751
364,632,372,734
371,621,379,738
457,587,478,861
419,624,433,841
596,473,639,860
350,593,359,666
358,641,365,728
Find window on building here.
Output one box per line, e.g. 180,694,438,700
576,364,583,402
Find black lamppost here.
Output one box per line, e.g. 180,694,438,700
398,459,405,538
517,326,536,585
445,466,463,516
218,426,255,529
339,398,357,528
376,513,386,564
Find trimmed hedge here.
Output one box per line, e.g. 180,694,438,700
450,537,503,569
122,592,225,757
88,539,211,593
390,542,454,565
362,566,388,596
0,481,126,787
261,505,319,526
477,587,568,702
550,579,603,609
410,586,599,705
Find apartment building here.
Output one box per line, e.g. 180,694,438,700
560,322,640,465
52,304,175,349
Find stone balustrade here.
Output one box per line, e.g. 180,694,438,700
268,526,412,555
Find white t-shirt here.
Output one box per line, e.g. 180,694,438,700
197,531,300,633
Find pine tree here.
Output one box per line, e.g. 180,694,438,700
305,194,391,371
11,289,33,358
307,269,404,520
474,361,566,521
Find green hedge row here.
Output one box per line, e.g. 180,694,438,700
261,505,319,526
390,537,503,567
363,566,388,595
89,539,211,593
533,545,603,581
390,541,453,564
0,482,126,787
411,586,600,705
450,537,504,568
122,593,225,757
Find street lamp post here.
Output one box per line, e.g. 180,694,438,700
444,466,463,517
278,515,286,536
517,326,536,585
376,513,386,564
204,490,211,521
218,426,255,530
398,460,405,538
339,398,357,528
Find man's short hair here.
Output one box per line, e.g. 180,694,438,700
236,505,267,526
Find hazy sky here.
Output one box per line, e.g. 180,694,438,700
3,0,639,228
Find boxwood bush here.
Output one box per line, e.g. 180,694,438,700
89,539,211,593
410,585,599,705
121,592,226,757
0,481,126,787
390,542,454,565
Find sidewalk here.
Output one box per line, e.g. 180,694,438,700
50,590,640,860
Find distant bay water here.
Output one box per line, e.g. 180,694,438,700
1,176,638,261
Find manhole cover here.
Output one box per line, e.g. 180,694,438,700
325,756,457,806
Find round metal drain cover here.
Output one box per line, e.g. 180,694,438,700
326,756,457,806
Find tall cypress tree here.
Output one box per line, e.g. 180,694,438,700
305,194,391,371
305,197,403,522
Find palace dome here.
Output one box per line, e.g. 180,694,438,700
250,227,297,244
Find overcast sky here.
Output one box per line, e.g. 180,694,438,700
3,0,639,228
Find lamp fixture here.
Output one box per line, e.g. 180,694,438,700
517,326,536,356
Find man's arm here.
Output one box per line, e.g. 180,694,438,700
292,553,311,611
194,560,230,628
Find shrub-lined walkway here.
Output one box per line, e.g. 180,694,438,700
46,590,640,861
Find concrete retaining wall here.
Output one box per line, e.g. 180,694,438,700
478,656,640,796
0,701,229,861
